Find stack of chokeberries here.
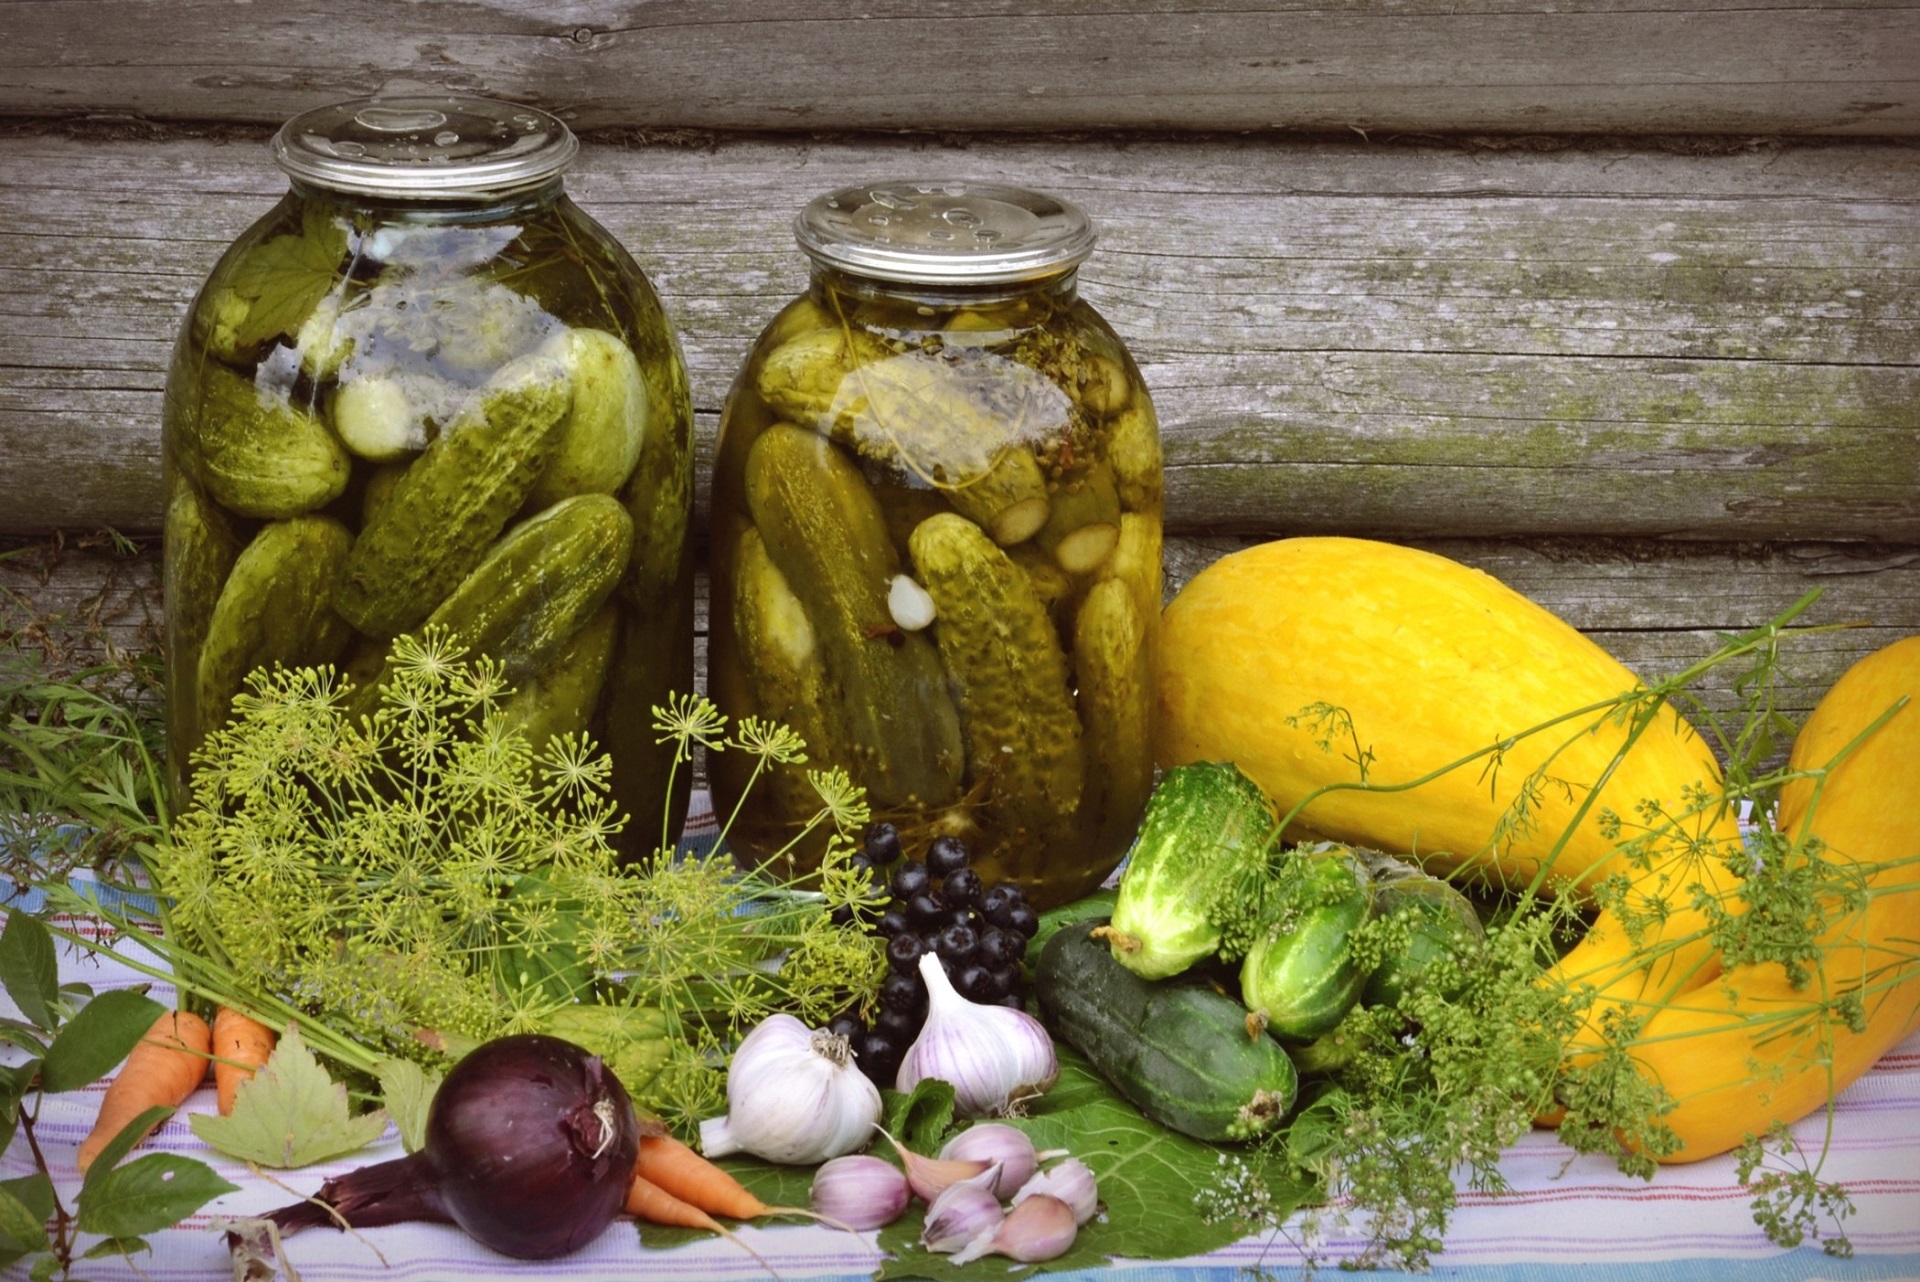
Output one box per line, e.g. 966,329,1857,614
831,823,1042,1088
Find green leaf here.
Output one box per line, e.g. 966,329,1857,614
0,912,60,1030
222,205,346,349
80,1105,176,1194
82,1235,151,1260
75,1153,237,1238
39,989,165,1093
372,1057,442,1154
30,1249,60,1282
189,1025,388,1168
0,1021,51,1056
0,1181,49,1254
882,1078,957,1155
0,1176,54,1273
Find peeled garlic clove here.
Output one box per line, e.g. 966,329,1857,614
921,1165,1004,1253
811,1154,910,1230
888,574,937,630
939,1123,1038,1199
949,1192,1078,1265
1013,1157,1099,1225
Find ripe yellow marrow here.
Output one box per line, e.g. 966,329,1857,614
1156,537,1738,896
1626,635,1920,1162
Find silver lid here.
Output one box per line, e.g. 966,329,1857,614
272,96,578,200
794,181,1096,285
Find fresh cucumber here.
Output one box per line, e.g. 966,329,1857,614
1037,918,1298,1142
1241,845,1374,1042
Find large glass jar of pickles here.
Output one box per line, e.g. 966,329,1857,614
162,96,695,857
708,181,1163,907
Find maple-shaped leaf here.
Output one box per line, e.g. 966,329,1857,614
189,1025,389,1168
372,1057,443,1154
222,204,348,350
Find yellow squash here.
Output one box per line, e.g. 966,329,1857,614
1623,635,1920,1162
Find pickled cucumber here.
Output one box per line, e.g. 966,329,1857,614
163,478,242,794
1105,513,1164,619
1073,577,1154,865
1036,462,1120,573
499,604,619,756
197,515,355,741
182,363,350,519
1108,401,1163,513
336,353,571,637
602,553,696,863
754,325,886,429
946,447,1051,547
526,328,650,508
908,512,1085,853
745,424,964,810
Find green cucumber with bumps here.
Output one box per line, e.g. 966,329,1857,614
1241,845,1375,1042
1037,918,1299,1142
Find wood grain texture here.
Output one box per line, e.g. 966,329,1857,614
2,132,1914,540
9,536,1912,728
2,2,1917,136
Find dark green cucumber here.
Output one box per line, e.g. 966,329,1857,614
1362,860,1486,1010
183,362,350,519
1240,845,1374,1042
1037,918,1299,1142
1101,761,1280,980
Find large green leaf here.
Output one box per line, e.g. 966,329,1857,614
188,1025,388,1168
0,1178,51,1257
79,1105,175,1196
75,1153,237,1239
38,990,165,1094
373,1056,443,1155
0,912,59,1030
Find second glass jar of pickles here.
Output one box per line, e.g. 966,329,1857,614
708,181,1163,907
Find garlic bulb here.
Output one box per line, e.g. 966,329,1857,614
700,1014,882,1164
897,952,1058,1118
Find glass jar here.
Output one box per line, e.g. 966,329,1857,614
162,96,695,857
708,181,1164,907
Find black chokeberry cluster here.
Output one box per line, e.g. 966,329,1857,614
830,823,1042,1088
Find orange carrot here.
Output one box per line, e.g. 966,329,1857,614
77,1009,211,1172
211,1006,277,1116
625,1170,731,1233
633,1132,771,1220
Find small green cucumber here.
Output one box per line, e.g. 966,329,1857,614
182,362,350,519
1071,577,1155,873
336,352,571,637
163,476,242,796
499,604,619,757
1241,846,1375,1042
197,515,355,741
1362,860,1486,1010
1037,919,1299,1142
526,328,650,508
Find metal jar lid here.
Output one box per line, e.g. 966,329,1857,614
794,181,1097,286
272,95,579,200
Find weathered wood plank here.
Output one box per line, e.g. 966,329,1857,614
2,133,1913,539
2,2,1916,136
9,537,1912,731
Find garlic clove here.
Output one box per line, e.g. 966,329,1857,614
949,1192,1078,1265
920,1165,1005,1253
898,952,1058,1118
1013,1156,1099,1226
877,1126,993,1203
811,1154,911,1231
939,1123,1038,1199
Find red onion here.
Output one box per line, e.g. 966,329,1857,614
260,1034,639,1260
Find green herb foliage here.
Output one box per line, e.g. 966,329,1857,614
0,912,237,1279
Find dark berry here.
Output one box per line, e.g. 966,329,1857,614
1006,903,1041,939
880,971,924,1012
875,1006,920,1041
877,907,912,939
984,966,1017,1000
946,906,982,933
977,927,1022,968
943,867,983,907
855,1030,900,1079
937,923,979,961
979,884,1018,928
953,963,996,1002
827,1012,865,1041
926,836,971,877
863,821,903,865
887,933,925,972
890,861,931,901
828,903,856,927
907,893,946,927
996,992,1029,1010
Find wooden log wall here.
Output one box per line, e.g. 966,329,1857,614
3,2,1918,731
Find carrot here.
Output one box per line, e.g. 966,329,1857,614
625,1170,731,1233
211,1006,277,1116
77,1009,211,1173
633,1132,771,1220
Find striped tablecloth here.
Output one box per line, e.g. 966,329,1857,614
5,797,1918,1282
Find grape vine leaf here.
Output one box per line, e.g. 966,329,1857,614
189,1025,388,1168
372,1056,443,1154
223,205,346,350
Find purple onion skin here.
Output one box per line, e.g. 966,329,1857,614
263,1034,640,1261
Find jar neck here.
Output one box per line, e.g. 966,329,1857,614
808,264,1080,311
287,175,566,223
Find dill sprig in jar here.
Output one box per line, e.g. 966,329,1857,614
162,96,695,854
707,181,1164,907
